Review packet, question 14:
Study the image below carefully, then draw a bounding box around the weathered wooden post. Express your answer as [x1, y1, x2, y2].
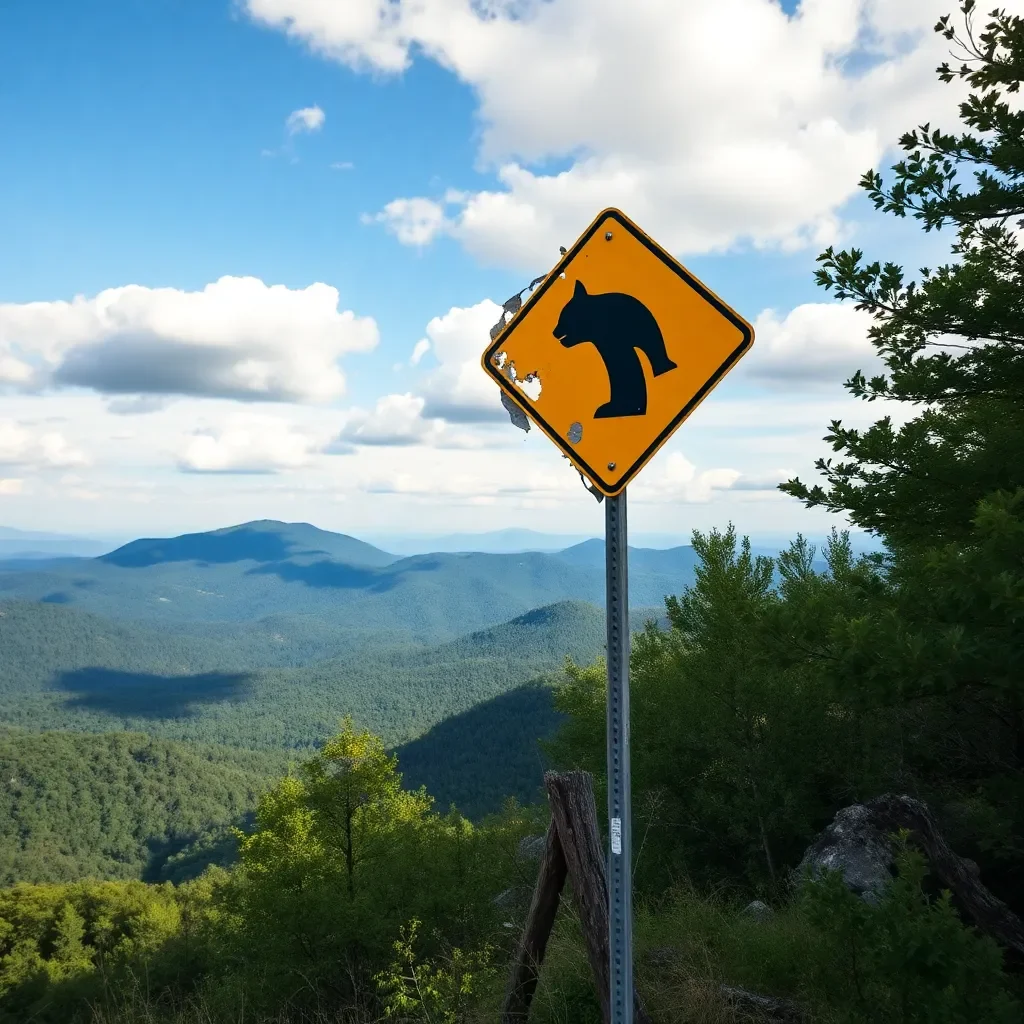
[502, 818, 567, 1021]
[501, 771, 650, 1024]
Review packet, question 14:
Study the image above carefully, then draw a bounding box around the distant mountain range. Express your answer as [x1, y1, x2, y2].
[0, 520, 883, 560]
[0, 520, 697, 634]
[0, 526, 126, 559]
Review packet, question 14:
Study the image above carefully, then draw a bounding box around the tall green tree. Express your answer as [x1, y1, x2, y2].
[782, 0, 1024, 547]
[781, 1, 1024, 903]
[223, 719, 535, 1016]
[299, 716, 431, 900]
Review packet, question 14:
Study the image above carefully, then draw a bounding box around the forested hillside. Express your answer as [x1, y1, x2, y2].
[0, 598, 661, 749]
[0, 686, 564, 887]
[396, 680, 566, 819]
[0, 728, 287, 885]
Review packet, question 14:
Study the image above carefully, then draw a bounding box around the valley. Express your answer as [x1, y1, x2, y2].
[0, 519, 680, 884]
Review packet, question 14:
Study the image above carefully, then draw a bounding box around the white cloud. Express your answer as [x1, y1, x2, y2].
[364, 197, 447, 247]
[328, 391, 500, 451]
[416, 300, 507, 423]
[409, 338, 431, 366]
[286, 104, 325, 134]
[0, 479, 23, 495]
[358, 460, 582, 500]
[177, 415, 318, 474]
[0, 421, 30, 464]
[631, 452, 742, 504]
[330, 160, 355, 170]
[356, 445, 748, 509]
[37, 432, 90, 468]
[330, 393, 444, 447]
[0, 419, 89, 469]
[744, 302, 880, 386]
[247, 0, 970, 270]
[733, 468, 798, 491]
[0, 276, 378, 403]
[0, 355, 32, 383]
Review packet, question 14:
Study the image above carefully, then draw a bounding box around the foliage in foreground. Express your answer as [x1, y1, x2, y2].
[1, 834, 1019, 1024]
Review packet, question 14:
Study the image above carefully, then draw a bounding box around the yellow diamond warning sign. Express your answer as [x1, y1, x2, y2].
[481, 208, 755, 497]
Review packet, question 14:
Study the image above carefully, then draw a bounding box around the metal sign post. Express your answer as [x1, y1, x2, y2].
[605, 489, 633, 1024]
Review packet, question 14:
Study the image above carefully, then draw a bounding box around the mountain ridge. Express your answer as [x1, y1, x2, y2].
[101, 519, 397, 569]
[0, 521, 696, 634]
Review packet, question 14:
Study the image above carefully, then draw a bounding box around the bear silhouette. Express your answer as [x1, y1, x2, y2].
[553, 280, 677, 418]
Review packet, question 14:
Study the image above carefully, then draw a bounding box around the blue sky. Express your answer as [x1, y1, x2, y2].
[0, 0, 967, 542]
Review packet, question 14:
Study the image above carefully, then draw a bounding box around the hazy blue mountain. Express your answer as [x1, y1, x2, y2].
[0, 527, 93, 541]
[556, 537, 843, 581]
[0, 521, 694, 635]
[0, 527, 118, 559]
[367, 528, 598, 555]
[101, 519, 397, 569]
[356, 529, 880, 557]
[554, 538, 700, 574]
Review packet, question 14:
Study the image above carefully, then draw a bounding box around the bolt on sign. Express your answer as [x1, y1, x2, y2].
[481, 208, 755, 496]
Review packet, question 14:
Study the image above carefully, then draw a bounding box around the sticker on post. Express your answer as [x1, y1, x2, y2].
[610, 817, 622, 855]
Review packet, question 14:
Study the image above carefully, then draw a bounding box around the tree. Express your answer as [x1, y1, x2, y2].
[300, 716, 432, 900]
[780, 1, 1024, 908]
[224, 718, 533, 1015]
[781, 0, 1024, 549]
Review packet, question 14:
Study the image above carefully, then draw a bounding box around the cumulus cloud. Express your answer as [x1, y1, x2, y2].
[357, 447, 747, 507]
[286, 104, 325, 134]
[327, 392, 498, 452]
[38, 432, 91, 468]
[246, 0, 969, 270]
[358, 462, 581, 500]
[363, 198, 447, 247]
[0, 354, 32, 384]
[0, 276, 378, 403]
[409, 339, 431, 366]
[732, 468, 798, 491]
[0, 419, 90, 469]
[631, 452, 742, 504]
[416, 300, 507, 423]
[177, 415, 318, 474]
[330, 393, 444, 447]
[744, 302, 880, 387]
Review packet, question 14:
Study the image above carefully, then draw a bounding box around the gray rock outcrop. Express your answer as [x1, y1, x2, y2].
[794, 802, 896, 903]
